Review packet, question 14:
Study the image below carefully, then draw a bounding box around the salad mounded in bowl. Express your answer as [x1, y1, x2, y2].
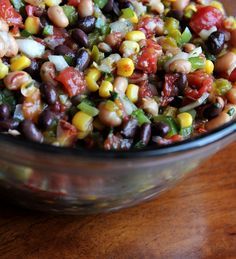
[0, 0, 235, 151]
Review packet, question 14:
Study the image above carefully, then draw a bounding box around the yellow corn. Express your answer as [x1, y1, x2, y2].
[116, 58, 135, 77]
[177, 113, 193, 128]
[125, 31, 146, 42]
[10, 55, 31, 72]
[45, 0, 62, 6]
[72, 111, 93, 132]
[121, 11, 138, 24]
[205, 60, 214, 74]
[99, 80, 113, 98]
[210, 1, 225, 14]
[126, 84, 139, 103]
[119, 40, 140, 57]
[85, 68, 101, 92]
[0, 62, 9, 80]
[24, 16, 40, 35]
[77, 130, 90, 139]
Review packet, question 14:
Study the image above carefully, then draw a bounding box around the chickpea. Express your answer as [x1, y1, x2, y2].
[5, 34, 18, 57]
[215, 52, 236, 74]
[172, 0, 190, 11]
[77, 0, 94, 18]
[4, 71, 31, 91]
[48, 6, 69, 28]
[230, 29, 236, 48]
[169, 59, 192, 74]
[183, 43, 196, 53]
[113, 77, 128, 95]
[205, 112, 231, 131]
[98, 102, 122, 127]
[40, 62, 58, 87]
[141, 98, 159, 116]
[0, 37, 7, 58]
[0, 19, 9, 32]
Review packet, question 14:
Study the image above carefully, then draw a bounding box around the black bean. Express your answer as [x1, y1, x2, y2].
[0, 119, 19, 132]
[152, 122, 170, 137]
[71, 94, 83, 106]
[121, 118, 139, 138]
[140, 123, 151, 146]
[113, 1, 121, 16]
[103, 0, 114, 12]
[170, 96, 183, 108]
[166, 10, 183, 21]
[206, 31, 225, 55]
[24, 59, 40, 80]
[40, 83, 57, 105]
[71, 29, 89, 48]
[76, 49, 90, 71]
[77, 16, 96, 34]
[38, 109, 54, 130]
[203, 103, 222, 119]
[0, 104, 10, 120]
[21, 120, 43, 143]
[40, 14, 49, 27]
[54, 45, 75, 57]
[119, 0, 133, 9]
[175, 73, 188, 94]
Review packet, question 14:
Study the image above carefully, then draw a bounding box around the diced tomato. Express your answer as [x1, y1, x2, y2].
[136, 39, 162, 74]
[190, 6, 223, 34]
[186, 71, 213, 99]
[56, 67, 87, 97]
[161, 74, 179, 106]
[229, 68, 236, 82]
[22, 89, 42, 123]
[44, 28, 68, 49]
[0, 0, 23, 28]
[57, 120, 78, 147]
[136, 16, 163, 38]
[68, 0, 80, 6]
[139, 80, 153, 100]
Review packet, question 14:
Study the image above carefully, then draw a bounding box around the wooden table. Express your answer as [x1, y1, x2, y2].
[0, 142, 236, 259]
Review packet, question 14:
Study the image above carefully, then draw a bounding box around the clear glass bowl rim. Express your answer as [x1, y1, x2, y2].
[0, 121, 235, 160]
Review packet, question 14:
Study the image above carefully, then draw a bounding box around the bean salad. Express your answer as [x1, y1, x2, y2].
[0, 0, 235, 150]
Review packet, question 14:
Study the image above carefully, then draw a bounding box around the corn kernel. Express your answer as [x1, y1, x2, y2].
[125, 31, 146, 42]
[10, 56, 31, 71]
[0, 62, 9, 80]
[116, 58, 135, 77]
[45, 0, 62, 6]
[126, 84, 139, 103]
[210, 1, 225, 14]
[205, 60, 214, 74]
[99, 80, 113, 98]
[85, 68, 101, 92]
[119, 41, 140, 57]
[72, 111, 93, 132]
[24, 16, 40, 35]
[177, 112, 193, 128]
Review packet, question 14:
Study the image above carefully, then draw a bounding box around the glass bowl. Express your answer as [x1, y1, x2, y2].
[0, 1, 235, 215]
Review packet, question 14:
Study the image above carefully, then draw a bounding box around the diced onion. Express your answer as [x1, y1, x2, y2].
[16, 39, 45, 58]
[188, 47, 203, 59]
[48, 55, 69, 71]
[179, 93, 209, 112]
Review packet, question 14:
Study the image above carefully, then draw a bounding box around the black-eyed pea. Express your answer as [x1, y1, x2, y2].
[226, 88, 236, 104]
[149, 0, 164, 14]
[48, 6, 69, 28]
[205, 112, 231, 131]
[77, 0, 94, 18]
[215, 52, 236, 74]
[169, 59, 192, 74]
[183, 43, 196, 53]
[172, 0, 190, 11]
[3, 71, 31, 91]
[40, 61, 58, 87]
[98, 102, 122, 127]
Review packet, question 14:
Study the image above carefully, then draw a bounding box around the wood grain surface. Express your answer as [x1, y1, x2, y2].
[0, 142, 235, 259]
